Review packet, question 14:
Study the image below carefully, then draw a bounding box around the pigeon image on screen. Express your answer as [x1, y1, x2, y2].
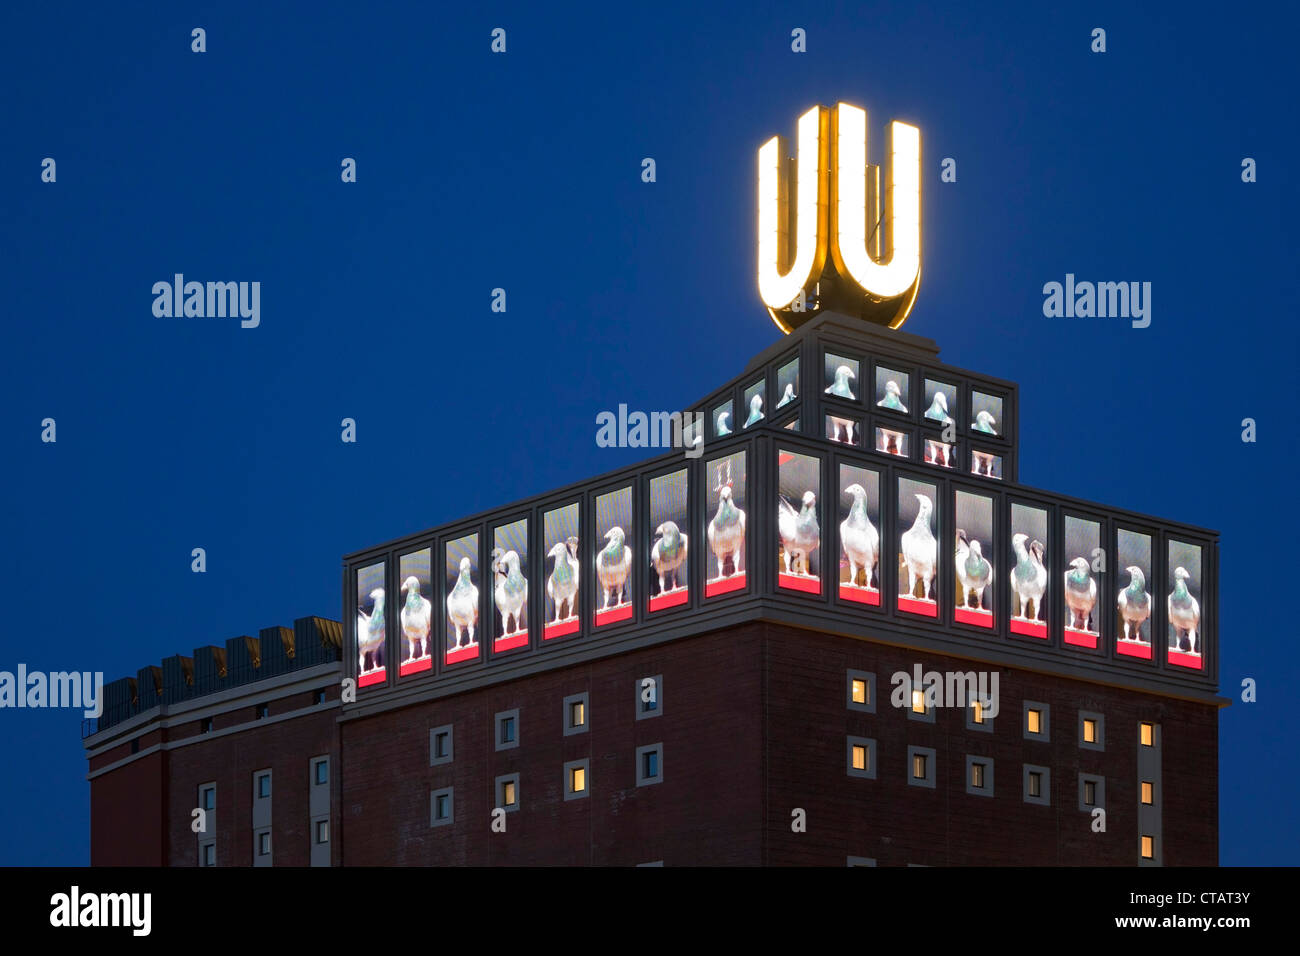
[971, 391, 1003, 436]
[898, 484, 937, 602]
[597, 527, 632, 608]
[1167, 541, 1203, 656]
[1065, 558, 1098, 631]
[1011, 533, 1047, 622]
[706, 452, 747, 585]
[955, 490, 995, 614]
[875, 368, 909, 412]
[1117, 530, 1153, 646]
[778, 491, 819, 576]
[546, 539, 579, 622]
[355, 561, 385, 677]
[824, 353, 859, 401]
[595, 486, 634, 615]
[776, 357, 799, 409]
[840, 477, 879, 589]
[743, 380, 765, 428]
[491, 548, 527, 635]
[649, 469, 689, 601]
[925, 439, 954, 468]
[876, 427, 907, 457]
[400, 576, 431, 662]
[1118, 566, 1152, 642]
[923, 380, 956, 424]
[713, 400, 733, 438]
[827, 415, 858, 445]
[956, 532, 992, 610]
[1063, 516, 1102, 636]
[446, 556, 479, 650]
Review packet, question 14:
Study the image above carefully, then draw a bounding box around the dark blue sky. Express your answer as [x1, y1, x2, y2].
[1, 2, 1295, 865]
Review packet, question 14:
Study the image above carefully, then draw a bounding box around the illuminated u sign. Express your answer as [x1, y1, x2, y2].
[757, 103, 921, 333]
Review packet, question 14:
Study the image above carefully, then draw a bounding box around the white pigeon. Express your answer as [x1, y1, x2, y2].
[743, 394, 764, 428]
[901, 494, 936, 600]
[546, 540, 579, 622]
[597, 526, 633, 609]
[717, 411, 732, 436]
[1118, 566, 1152, 641]
[1167, 566, 1200, 652]
[972, 410, 997, 434]
[1011, 533, 1047, 621]
[924, 391, 953, 423]
[778, 491, 819, 576]
[840, 483, 878, 589]
[1064, 557, 1098, 631]
[446, 557, 479, 648]
[825, 365, 856, 400]
[777, 382, 796, 408]
[400, 576, 431, 660]
[877, 379, 907, 412]
[356, 588, 385, 672]
[494, 550, 527, 634]
[955, 531, 992, 609]
[650, 521, 688, 593]
[707, 484, 746, 578]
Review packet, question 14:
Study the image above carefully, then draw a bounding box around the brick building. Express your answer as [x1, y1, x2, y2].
[85, 313, 1223, 866]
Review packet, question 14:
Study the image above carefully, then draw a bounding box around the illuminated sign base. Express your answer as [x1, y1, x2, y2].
[649, 588, 689, 613]
[1116, 639, 1152, 660]
[399, 658, 432, 677]
[1064, 627, 1098, 649]
[543, 619, 579, 641]
[358, 669, 385, 687]
[955, 607, 994, 629]
[705, 573, 747, 597]
[839, 583, 880, 606]
[446, 645, 479, 665]
[595, 604, 634, 627]
[494, 631, 529, 652]
[1010, 618, 1048, 640]
[1168, 650, 1202, 670]
[898, 596, 938, 618]
[779, 572, 821, 594]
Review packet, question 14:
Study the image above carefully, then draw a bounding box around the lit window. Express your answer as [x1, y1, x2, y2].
[972, 700, 984, 723]
[913, 753, 927, 779]
[852, 745, 867, 771]
[1141, 835, 1154, 859]
[572, 766, 586, 792]
[1141, 781, 1153, 804]
[571, 700, 585, 726]
[911, 689, 926, 714]
[847, 737, 876, 779]
[256, 773, 271, 799]
[1083, 719, 1097, 744]
[1084, 780, 1096, 806]
[315, 820, 329, 844]
[1140, 722, 1154, 747]
[971, 763, 986, 789]
[503, 781, 516, 806]
[1027, 709, 1041, 734]
[314, 760, 328, 786]
[851, 679, 868, 705]
[563, 694, 589, 736]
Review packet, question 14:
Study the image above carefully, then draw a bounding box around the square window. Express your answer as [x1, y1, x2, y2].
[1078, 774, 1105, 812]
[846, 670, 876, 713]
[257, 703, 269, 720]
[256, 773, 271, 799]
[847, 737, 876, 779]
[313, 759, 328, 786]
[1140, 722, 1155, 747]
[200, 717, 213, 734]
[257, 831, 271, 856]
[495, 709, 520, 751]
[314, 689, 326, 706]
[907, 746, 936, 789]
[430, 724, 453, 765]
[1141, 781, 1154, 804]
[967, 698, 994, 733]
[965, 756, 994, 796]
[315, 820, 329, 844]
[496, 773, 520, 812]
[1023, 764, 1051, 805]
[972, 763, 984, 788]
[636, 675, 662, 720]
[200, 785, 215, 812]
[1141, 836, 1154, 859]
[824, 353, 860, 401]
[431, 787, 454, 826]
[200, 842, 215, 867]
[1023, 701, 1050, 741]
[636, 744, 663, 786]
[564, 759, 590, 800]
[1078, 711, 1106, 751]
[563, 693, 589, 735]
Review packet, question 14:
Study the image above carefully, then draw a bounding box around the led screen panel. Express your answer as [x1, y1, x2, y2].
[594, 486, 634, 627]
[1167, 540, 1204, 669]
[445, 533, 480, 665]
[971, 391, 1002, 436]
[542, 503, 580, 640]
[838, 464, 880, 605]
[491, 519, 529, 652]
[778, 449, 821, 593]
[649, 469, 689, 613]
[924, 438, 955, 469]
[705, 450, 747, 597]
[742, 379, 766, 429]
[971, 449, 1003, 479]
[824, 353, 860, 401]
[712, 399, 734, 438]
[826, 414, 861, 446]
[876, 427, 908, 458]
[1063, 516, 1103, 648]
[1009, 504, 1049, 639]
[356, 561, 386, 687]
[955, 491, 995, 628]
[1116, 529, 1154, 659]
[397, 549, 433, 676]
[776, 358, 799, 409]
[922, 379, 957, 425]
[874, 366, 910, 414]
[897, 476, 938, 617]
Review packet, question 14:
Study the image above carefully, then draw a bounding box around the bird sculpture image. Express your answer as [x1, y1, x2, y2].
[743, 394, 764, 428]
[651, 521, 689, 593]
[400, 576, 431, 661]
[829, 416, 856, 444]
[901, 494, 937, 600]
[1118, 566, 1152, 642]
[716, 411, 732, 436]
[546, 539, 579, 622]
[446, 557, 479, 649]
[1011, 533, 1048, 621]
[778, 491, 820, 576]
[877, 380, 908, 412]
[825, 365, 856, 400]
[494, 550, 528, 635]
[972, 451, 994, 476]
[925, 440, 948, 468]
[955, 530, 992, 610]
[972, 410, 997, 434]
[597, 526, 633, 609]
[1167, 566, 1200, 653]
[1064, 557, 1098, 632]
[840, 483, 879, 589]
[777, 382, 796, 408]
[924, 392, 953, 424]
[707, 484, 746, 579]
[357, 588, 385, 673]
